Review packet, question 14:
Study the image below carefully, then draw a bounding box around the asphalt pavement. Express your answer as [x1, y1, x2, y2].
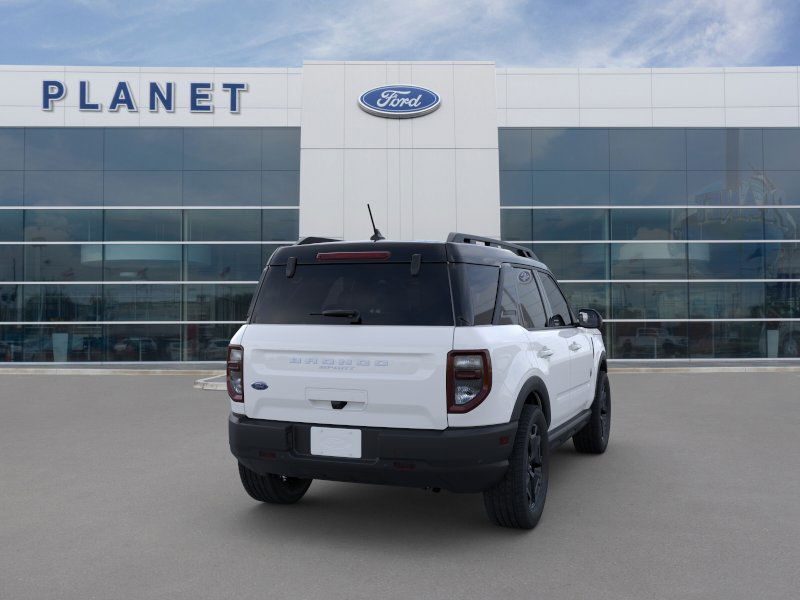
[1, 371, 798, 599]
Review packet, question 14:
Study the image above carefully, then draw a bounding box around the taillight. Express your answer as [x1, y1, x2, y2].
[227, 345, 244, 402]
[447, 350, 491, 413]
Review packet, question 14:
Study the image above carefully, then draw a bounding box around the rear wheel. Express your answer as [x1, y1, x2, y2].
[238, 463, 312, 504]
[483, 405, 549, 530]
[573, 371, 611, 454]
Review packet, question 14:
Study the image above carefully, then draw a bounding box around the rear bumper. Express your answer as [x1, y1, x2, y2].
[229, 413, 517, 493]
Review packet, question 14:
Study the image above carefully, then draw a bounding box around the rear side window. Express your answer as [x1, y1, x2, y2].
[514, 268, 547, 329]
[250, 263, 454, 326]
[451, 264, 499, 326]
[496, 267, 520, 326]
[540, 272, 573, 326]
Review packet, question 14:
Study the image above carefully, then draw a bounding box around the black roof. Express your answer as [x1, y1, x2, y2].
[268, 238, 549, 270]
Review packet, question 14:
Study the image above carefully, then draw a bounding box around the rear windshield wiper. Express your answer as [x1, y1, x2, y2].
[309, 309, 362, 324]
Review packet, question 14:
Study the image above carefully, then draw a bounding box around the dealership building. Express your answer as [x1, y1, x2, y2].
[0, 61, 799, 362]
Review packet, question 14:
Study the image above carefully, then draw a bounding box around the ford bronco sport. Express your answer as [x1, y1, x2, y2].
[228, 233, 610, 529]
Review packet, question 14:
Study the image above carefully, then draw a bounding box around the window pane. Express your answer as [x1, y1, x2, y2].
[24, 210, 102, 242]
[500, 209, 532, 241]
[539, 272, 572, 325]
[765, 242, 800, 278]
[533, 171, 609, 206]
[611, 282, 687, 319]
[530, 208, 608, 241]
[22, 285, 101, 321]
[689, 322, 765, 358]
[25, 171, 103, 206]
[687, 170, 769, 205]
[0, 285, 21, 321]
[0, 171, 23, 206]
[183, 171, 260, 206]
[104, 285, 181, 320]
[104, 128, 182, 170]
[515, 268, 547, 328]
[531, 243, 608, 280]
[763, 208, 800, 239]
[104, 171, 182, 206]
[611, 208, 687, 240]
[533, 129, 609, 170]
[612, 321, 688, 359]
[686, 128, 763, 171]
[185, 323, 240, 361]
[0, 325, 23, 361]
[774, 323, 800, 357]
[766, 282, 800, 317]
[0, 246, 23, 281]
[611, 171, 687, 205]
[185, 284, 255, 321]
[0, 129, 24, 170]
[0, 209, 22, 241]
[22, 325, 104, 362]
[451, 264, 499, 326]
[610, 129, 685, 170]
[559, 283, 609, 319]
[262, 128, 301, 170]
[184, 209, 260, 241]
[499, 129, 532, 170]
[689, 243, 764, 279]
[104, 210, 181, 241]
[611, 243, 687, 279]
[25, 244, 102, 281]
[499, 171, 532, 206]
[103, 245, 181, 281]
[764, 129, 800, 170]
[183, 128, 260, 170]
[185, 244, 263, 281]
[687, 208, 765, 240]
[262, 170, 299, 206]
[25, 128, 103, 170]
[262, 209, 299, 241]
[106, 324, 181, 361]
[689, 282, 764, 319]
[764, 170, 800, 204]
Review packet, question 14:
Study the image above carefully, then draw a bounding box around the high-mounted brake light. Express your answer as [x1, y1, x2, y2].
[447, 350, 492, 413]
[316, 251, 391, 261]
[227, 345, 244, 402]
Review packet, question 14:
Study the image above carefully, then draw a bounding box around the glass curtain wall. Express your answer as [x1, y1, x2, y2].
[0, 127, 299, 362]
[500, 127, 800, 359]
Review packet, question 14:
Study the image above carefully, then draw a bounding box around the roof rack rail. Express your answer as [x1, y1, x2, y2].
[296, 236, 339, 245]
[446, 232, 538, 260]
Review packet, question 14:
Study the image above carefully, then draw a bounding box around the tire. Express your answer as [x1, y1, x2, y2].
[573, 371, 611, 454]
[483, 405, 549, 530]
[237, 462, 312, 504]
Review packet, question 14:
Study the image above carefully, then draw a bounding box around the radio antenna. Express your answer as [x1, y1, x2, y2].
[367, 204, 385, 241]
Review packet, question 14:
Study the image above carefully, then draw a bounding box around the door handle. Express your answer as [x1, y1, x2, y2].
[569, 342, 582, 351]
[538, 347, 554, 358]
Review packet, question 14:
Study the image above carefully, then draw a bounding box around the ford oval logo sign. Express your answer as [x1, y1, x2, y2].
[358, 85, 440, 118]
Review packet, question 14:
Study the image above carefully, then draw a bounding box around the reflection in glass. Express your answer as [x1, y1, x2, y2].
[612, 321, 688, 359]
[185, 284, 255, 321]
[501, 209, 532, 241]
[103, 245, 181, 281]
[0, 285, 20, 321]
[766, 282, 800, 318]
[611, 243, 687, 279]
[499, 129, 532, 170]
[612, 282, 687, 319]
[183, 171, 260, 205]
[105, 324, 181, 361]
[262, 209, 299, 241]
[25, 244, 102, 281]
[25, 128, 103, 170]
[24, 171, 103, 206]
[23, 285, 101, 321]
[185, 323, 241, 361]
[0, 170, 23, 205]
[104, 210, 181, 241]
[611, 171, 686, 205]
[533, 129, 609, 170]
[0, 246, 23, 281]
[183, 128, 261, 170]
[774, 322, 800, 357]
[689, 322, 765, 358]
[262, 171, 300, 206]
[104, 171, 182, 206]
[687, 207, 764, 240]
[611, 208, 687, 240]
[500, 171, 532, 206]
[24, 210, 102, 242]
[22, 324, 104, 362]
[530, 243, 608, 280]
[765, 242, 800, 278]
[0, 209, 23, 241]
[763, 129, 800, 170]
[686, 129, 763, 171]
[533, 171, 609, 206]
[262, 128, 301, 170]
[688, 282, 764, 319]
[185, 244, 263, 281]
[104, 285, 181, 320]
[560, 283, 609, 318]
[185, 209, 260, 241]
[104, 128, 182, 170]
[0, 129, 24, 170]
[687, 170, 773, 205]
[530, 209, 608, 241]
[610, 129, 685, 170]
[689, 243, 764, 279]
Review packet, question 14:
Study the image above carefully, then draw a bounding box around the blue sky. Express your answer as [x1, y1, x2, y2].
[1, 0, 799, 68]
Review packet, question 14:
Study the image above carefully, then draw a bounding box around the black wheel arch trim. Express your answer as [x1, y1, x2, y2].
[510, 376, 552, 426]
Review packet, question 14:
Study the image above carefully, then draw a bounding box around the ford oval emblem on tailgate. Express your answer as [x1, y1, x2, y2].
[251, 381, 268, 390]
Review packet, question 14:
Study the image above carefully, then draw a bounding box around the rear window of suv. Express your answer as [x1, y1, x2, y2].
[250, 263, 454, 326]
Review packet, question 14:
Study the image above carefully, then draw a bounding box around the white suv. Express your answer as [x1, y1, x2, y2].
[227, 233, 610, 529]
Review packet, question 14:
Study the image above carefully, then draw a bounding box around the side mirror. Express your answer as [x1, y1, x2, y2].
[577, 308, 603, 329]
